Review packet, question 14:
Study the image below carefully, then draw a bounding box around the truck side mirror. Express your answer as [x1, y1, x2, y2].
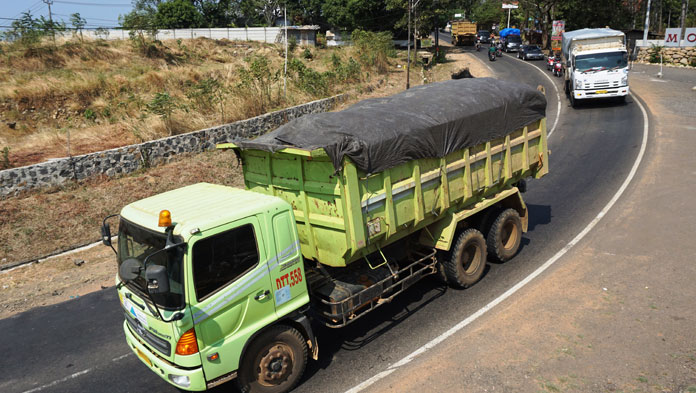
[101, 223, 112, 246]
[120, 258, 142, 282]
[146, 265, 170, 294]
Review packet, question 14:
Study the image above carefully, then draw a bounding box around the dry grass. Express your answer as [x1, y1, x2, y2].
[0, 37, 382, 167]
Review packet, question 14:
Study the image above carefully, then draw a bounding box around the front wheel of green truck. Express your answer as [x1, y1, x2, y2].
[444, 229, 487, 288]
[237, 325, 308, 393]
[486, 208, 522, 262]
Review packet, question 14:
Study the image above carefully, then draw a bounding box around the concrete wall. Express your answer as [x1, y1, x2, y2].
[56, 27, 318, 46]
[0, 95, 345, 198]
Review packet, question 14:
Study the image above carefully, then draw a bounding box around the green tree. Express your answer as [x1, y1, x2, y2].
[197, 0, 235, 27]
[70, 13, 87, 41]
[155, 0, 204, 28]
[2, 12, 44, 45]
[322, 0, 401, 31]
[555, 0, 632, 31]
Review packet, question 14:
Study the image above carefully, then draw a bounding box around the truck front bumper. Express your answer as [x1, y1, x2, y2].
[574, 86, 629, 99]
[123, 321, 208, 391]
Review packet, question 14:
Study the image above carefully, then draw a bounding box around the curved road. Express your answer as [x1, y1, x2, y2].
[0, 44, 646, 393]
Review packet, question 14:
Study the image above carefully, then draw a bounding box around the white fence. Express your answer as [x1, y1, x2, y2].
[56, 27, 317, 45]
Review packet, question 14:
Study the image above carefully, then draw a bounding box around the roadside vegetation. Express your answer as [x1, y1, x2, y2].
[0, 24, 398, 168]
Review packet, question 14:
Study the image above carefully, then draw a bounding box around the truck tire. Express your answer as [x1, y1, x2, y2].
[444, 229, 487, 288]
[237, 325, 308, 393]
[486, 208, 522, 262]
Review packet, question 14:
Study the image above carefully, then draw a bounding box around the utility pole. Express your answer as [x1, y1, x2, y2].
[679, 0, 688, 47]
[407, 0, 411, 89]
[284, 4, 288, 100]
[643, 0, 652, 46]
[43, 0, 55, 44]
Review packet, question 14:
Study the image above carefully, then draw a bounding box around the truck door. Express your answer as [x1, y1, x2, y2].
[188, 216, 275, 382]
[268, 210, 308, 317]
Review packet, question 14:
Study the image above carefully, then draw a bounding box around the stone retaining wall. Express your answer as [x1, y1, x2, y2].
[635, 47, 696, 66]
[0, 95, 345, 197]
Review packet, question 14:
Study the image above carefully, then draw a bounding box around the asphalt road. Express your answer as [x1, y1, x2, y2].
[0, 43, 646, 393]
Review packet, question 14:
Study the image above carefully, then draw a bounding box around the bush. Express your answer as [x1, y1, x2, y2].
[288, 58, 330, 97]
[186, 77, 228, 122]
[237, 55, 280, 114]
[302, 48, 313, 59]
[351, 30, 394, 74]
[648, 44, 663, 64]
[288, 36, 298, 52]
[83, 108, 97, 121]
[330, 54, 361, 83]
[1, 147, 11, 170]
[147, 92, 178, 134]
[316, 33, 327, 49]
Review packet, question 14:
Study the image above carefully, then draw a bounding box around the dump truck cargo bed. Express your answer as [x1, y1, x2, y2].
[225, 79, 548, 267]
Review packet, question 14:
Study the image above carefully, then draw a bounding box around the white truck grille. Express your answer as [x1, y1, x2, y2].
[591, 81, 620, 89]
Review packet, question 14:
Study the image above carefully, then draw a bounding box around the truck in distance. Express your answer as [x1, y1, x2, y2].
[101, 78, 549, 393]
[562, 28, 630, 107]
[451, 19, 477, 46]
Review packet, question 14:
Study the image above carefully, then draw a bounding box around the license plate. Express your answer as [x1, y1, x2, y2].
[596, 90, 608, 94]
[136, 348, 153, 367]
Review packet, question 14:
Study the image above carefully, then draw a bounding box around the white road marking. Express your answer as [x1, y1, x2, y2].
[111, 353, 132, 362]
[344, 93, 649, 393]
[21, 369, 92, 393]
[509, 54, 562, 137]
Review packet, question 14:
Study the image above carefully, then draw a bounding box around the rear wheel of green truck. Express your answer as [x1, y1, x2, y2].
[237, 325, 308, 393]
[486, 208, 522, 262]
[444, 229, 487, 288]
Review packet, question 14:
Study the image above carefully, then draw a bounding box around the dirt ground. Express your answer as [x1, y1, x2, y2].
[0, 50, 492, 320]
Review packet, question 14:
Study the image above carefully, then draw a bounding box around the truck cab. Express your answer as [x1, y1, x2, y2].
[108, 183, 312, 391]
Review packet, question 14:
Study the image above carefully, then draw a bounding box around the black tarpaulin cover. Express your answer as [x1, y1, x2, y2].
[236, 78, 546, 174]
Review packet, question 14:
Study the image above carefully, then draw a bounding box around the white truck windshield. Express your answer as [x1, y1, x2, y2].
[576, 51, 628, 72]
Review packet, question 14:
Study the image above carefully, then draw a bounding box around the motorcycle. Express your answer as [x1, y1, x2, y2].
[495, 42, 503, 57]
[488, 48, 496, 61]
[546, 56, 555, 70]
[553, 60, 563, 77]
[475, 39, 481, 52]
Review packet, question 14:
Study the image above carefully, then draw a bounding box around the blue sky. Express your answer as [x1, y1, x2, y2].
[1, 0, 134, 30]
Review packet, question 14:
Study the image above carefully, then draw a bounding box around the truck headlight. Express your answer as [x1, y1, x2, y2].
[169, 374, 191, 388]
[575, 79, 582, 89]
[621, 76, 627, 86]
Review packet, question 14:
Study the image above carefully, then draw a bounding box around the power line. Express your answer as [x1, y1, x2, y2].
[52, 1, 132, 6]
[11, 1, 44, 19]
[11, 4, 47, 21]
[52, 12, 120, 23]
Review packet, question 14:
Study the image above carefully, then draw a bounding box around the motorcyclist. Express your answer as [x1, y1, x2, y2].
[488, 43, 496, 60]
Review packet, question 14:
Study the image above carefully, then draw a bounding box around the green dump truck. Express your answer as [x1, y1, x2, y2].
[102, 78, 548, 393]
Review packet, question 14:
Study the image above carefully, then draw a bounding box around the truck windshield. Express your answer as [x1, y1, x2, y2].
[117, 218, 185, 310]
[576, 51, 628, 72]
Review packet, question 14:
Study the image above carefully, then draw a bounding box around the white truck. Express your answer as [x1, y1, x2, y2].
[562, 28, 629, 107]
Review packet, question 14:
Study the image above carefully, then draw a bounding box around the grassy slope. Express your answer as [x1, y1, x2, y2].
[0, 37, 363, 167]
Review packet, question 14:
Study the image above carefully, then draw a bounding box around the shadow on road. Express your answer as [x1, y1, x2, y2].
[301, 276, 448, 379]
